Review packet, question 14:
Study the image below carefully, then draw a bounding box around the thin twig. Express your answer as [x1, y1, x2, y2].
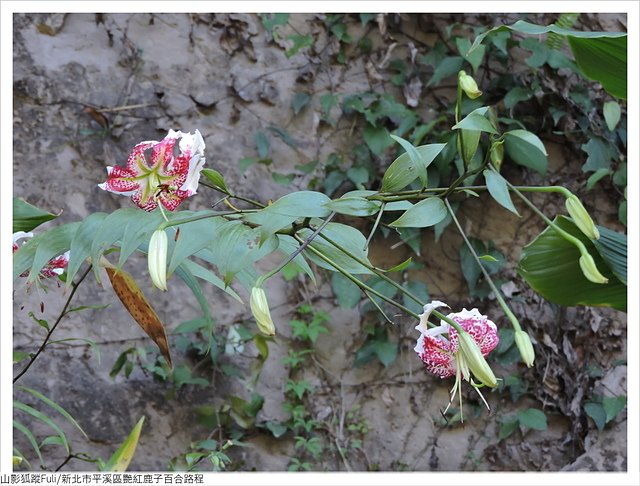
[14, 265, 93, 383]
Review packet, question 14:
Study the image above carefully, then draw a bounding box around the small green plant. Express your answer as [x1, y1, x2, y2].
[583, 395, 627, 431]
[498, 408, 548, 440]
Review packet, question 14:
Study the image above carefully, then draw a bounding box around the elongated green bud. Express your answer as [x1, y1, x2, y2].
[250, 287, 275, 336]
[458, 331, 497, 387]
[458, 71, 482, 99]
[456, 128, 481, 166]
[490, 141, 505, 171]
[514, 330, 535, 367]
[566, 195, 600, 240]
[148, 229, 168, 291]
[579, 253, 608, 284]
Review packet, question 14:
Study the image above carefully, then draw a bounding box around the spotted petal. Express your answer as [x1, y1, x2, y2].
[98, 130, 206, 212]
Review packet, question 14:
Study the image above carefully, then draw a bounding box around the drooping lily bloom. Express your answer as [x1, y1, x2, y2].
[98, 129, 206, 211]
[415, 301, 499, 421]
[13, 232, 70, 279]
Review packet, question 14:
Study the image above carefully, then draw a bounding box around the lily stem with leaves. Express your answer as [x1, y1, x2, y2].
[306, 225, 463, 330]
[292, 234, 421, 320]
[14, 264, 94, 383]
[444, 197, 522, 331]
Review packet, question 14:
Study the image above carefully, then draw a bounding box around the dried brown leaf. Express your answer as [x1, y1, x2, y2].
[106, 267, 172, 367]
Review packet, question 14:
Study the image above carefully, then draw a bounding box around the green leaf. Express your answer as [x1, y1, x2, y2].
[276, 235, 316, 284]
[295, 160, 319, 174]
[65, 212, 107, 285]
[568, 35, 626, 99]
[381, 143, 445, 192]
[593, 225, 627, 285]
[168, 214, 225, 274]
[517, 408, 547, 430]
[460, 238, 504, 292]
[517, 216, 626, 311]
[363, 124, 394, 156]
[14, 401, 69, 453]
[504, 129, 548, 174]
[347, 166, 370, 187]
[499, 418, 519, 440]
[520, 38, 549, 68]
[427, 56, 464, 86]
[452, 110, 498, 134]
[389, 197, 447, 228]
[268, 124, 298, 148]
[603, 101, 621, 131]
[402, 280, 429, 315]
[373, 340, 397, 367]
[103, 417, 145, 471]
[13, 351, 30, 363]
[581, 137, 616, 172]
[172, 265, 216, 347]
[387, 257, 413, 272]
[584, 402, 607, 431]
[245, 191, 332, 241]
[13, 198, 59, 233]
[384, 201, 413, 211]
[602, 396, 626, 422]
[91, 208, 160, 282]
[483, 170, 519, 215]
[479, 255, 499, 262]
[254, 131, 270, 159]
[291, 92, 311, 115]
[301, 223, 373, 274]
[390, 134, 423, 170]
[331, 272, 362, 309]
[13, 420, 44, 465]
[586, 168, 612, 190]
[469, 20, 627, 99]
[264, 421, 288, 438]
[13, 222, 80, 282]
[504, 86, 533, 110]
[201, 168, 229, 192]
[117, 209, 165, 270]
[260, 13, 289, 33]
[323, 197, 382, 216]
[203, 220, 278, 282]
[16, 386, 88, 439]
[456, 37, 485, 73]
[272, 172, 295, 185]
[239, 157, 259, 172]
[286, 34, 314, 58]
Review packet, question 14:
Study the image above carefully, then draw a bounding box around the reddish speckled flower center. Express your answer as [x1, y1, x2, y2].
[415, 308, 499, 379]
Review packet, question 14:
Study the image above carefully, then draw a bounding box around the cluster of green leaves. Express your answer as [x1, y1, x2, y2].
[469, 19, 627, 225]
[583, 395, 626, 431]
[169, 439, 234, 472]
[498, 407, 548, 440]
[13, 387, 88, 469]
[260, 304, 369, 470]
[518, 217, 627, 311]
[106, 300, 278, 472]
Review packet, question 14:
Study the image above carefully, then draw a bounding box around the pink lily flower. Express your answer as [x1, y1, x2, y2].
[13, 232, 69, 279]
[99, 129, 206, 211]
[415, 301, 499, 421]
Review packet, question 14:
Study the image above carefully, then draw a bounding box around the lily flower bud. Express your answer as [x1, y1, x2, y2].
[457, 331, 498, 388]
[250, 287, 275, 336]
[148, 229, 168, 291]
[566, 195, 600, 240]
[579, 253, 608, 284]
[490, 141, 505, 171]
[458, 71, 482, 99]
[514, 330, 535, 367]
